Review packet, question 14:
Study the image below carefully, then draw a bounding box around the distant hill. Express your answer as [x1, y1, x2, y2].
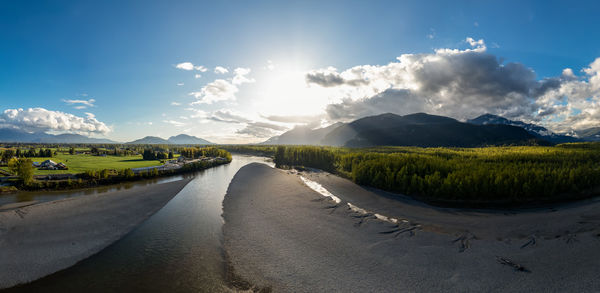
[0, 128, 116, 144]
[126, 136, 170, 144]
[261, 122, 344, 145]
[126, 134, 213, 145]
[576, 127, 600, 141]
[322, 113, 544, 147]
[167, 134, 213, 145]
[467, 113, 580, 144]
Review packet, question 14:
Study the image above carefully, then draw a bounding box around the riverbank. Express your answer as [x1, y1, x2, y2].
[6, 156, 229, 193]
[223, 163, 600, 292]
[0, 178, 191, 289]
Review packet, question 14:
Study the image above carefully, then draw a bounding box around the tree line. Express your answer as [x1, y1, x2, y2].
[273, 143, 600, 203]
[179, 146, 232, 160]
[1, 148, 53, 162]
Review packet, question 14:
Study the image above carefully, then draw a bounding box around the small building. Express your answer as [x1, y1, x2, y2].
[56, 162, 68, 170]
[32, 162, 41, 167]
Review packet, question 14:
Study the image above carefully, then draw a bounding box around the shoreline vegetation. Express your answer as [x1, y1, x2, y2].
[225, 143, 600, 207]
[0, 145, 232, 192]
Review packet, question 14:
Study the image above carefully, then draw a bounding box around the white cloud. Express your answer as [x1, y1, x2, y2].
[209, 109, 252, 123]
[176, 62, 207, 72]
[466, 37, 485, 48]
[194, 74, 202, 79]
[232, 67, 255, 85]
[189, 67, 254, 104]
[305, 37, 552, 124]
[214, 66, 229, 74]
[190, 79, 238, 104]
[266, 60, 275, 70]
[177, 82, 184, 86]
[236, 124, 277, 138]
[171, 102, 181, 106]
[0, 108, 110, 134]
[163, 120, 185, 127]
[63, 98, 96, 109]
[426, 28, 435, 40]
[176, 62, 195, 71]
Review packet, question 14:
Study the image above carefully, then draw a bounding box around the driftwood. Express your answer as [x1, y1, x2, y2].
[452, 232, 476, 252]
[496, 256, 530, 272]
[520, 236, 536, 249]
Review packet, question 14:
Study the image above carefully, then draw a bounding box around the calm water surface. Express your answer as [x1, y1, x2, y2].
[5, 155, 273, 293]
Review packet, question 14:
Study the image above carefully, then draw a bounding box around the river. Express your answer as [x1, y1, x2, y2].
[4, 155, 273, 292]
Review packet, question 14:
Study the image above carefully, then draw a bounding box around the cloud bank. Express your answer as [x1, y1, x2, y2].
[305, 37, 600, 132]
[0, 108, 110, 134]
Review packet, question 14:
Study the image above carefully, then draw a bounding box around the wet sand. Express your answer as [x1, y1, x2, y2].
[0, 178, 191, 289]
[223, 163, 600, 292]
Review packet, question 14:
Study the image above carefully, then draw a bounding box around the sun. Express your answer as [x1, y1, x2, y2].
[251, 61, 335, 119]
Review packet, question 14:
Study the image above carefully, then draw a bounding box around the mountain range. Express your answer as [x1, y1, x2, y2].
[262, 112, 595, 147]
[2, 112, 599, 146]
[0, 129, 213, 145]
[0, 128, 117, 144]
[126, 134, 213, 145]
[575, 127, 600, 141]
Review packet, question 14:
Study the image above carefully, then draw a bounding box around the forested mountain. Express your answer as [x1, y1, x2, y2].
[321, 113, 543, 147]
[167, 134, 213, 145]
[467, 114, 580, 144]
[126, 136, 170, 144]
[0, 128, 116, 143]
[262, 122, 344, 145]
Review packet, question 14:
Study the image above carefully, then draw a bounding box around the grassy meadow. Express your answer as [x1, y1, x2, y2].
[2, 153, 166, 175]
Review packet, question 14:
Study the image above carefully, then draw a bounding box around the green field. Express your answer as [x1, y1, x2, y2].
[2, 154, 167, 175]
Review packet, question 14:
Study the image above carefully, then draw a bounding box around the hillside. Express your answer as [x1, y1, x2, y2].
[262, 122, 344, 145]
[321, 113, 544, 147]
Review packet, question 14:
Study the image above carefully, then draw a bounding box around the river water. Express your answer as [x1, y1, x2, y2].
[5, 155, 273, 293]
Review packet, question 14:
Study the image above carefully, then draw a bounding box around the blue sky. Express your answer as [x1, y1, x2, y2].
[2, 0, 600, 143]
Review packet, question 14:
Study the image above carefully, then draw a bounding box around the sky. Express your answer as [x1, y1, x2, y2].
[2, 0, 600, 143]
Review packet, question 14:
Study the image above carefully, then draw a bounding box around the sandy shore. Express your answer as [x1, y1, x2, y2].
[0, 178, 191, 289]
[223, 163, 600, 292]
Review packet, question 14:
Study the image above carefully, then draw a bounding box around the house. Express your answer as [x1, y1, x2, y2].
[38, 159, 67, 170]
[32, 162, 41, 167]
[39, 160, 57, 169]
